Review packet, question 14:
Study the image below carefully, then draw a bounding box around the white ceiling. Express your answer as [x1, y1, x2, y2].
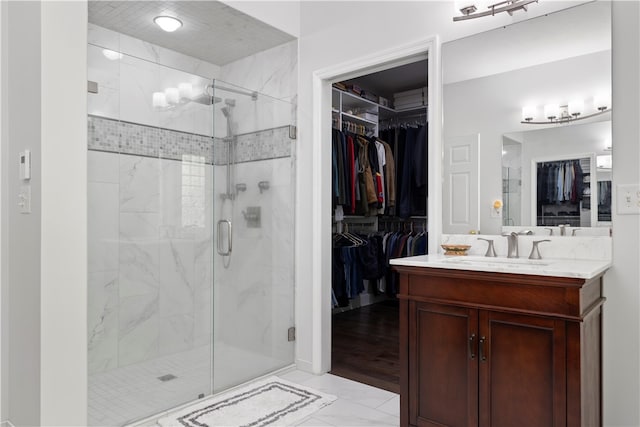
[88, 1, 295, 66]
[443, 1, 611, 85]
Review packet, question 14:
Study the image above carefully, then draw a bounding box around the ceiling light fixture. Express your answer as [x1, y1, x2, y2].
[102, 49, 123, 61]
[154, 15, 183, 32]
[454, 0, 538, 21]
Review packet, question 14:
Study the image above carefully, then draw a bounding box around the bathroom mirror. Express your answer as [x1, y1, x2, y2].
[442, 1, 611, 235]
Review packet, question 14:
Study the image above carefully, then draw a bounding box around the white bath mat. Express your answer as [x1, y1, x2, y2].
[157, 376, 336, 427]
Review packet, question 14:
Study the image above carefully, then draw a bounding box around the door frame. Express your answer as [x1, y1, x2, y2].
[310, 36, 443, 373]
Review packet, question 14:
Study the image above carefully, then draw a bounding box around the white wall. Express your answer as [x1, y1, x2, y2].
[1, 1, 88, 425]
[40, 2, 88, 424]
[607, 1, 640, 426]
[4, 2, 43, 424]
[0, 2, 6, 423]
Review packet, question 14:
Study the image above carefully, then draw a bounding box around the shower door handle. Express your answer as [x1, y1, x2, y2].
[217, 219, 233, 256]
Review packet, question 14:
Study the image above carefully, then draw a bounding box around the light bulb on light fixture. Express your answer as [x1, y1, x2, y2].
[154, 15, 182, 32]
[568, 99, 584, 118]
[164, 87, 180, 105]
[152, 92, 168, 108]
[178, 83, 193, 101]
[594, 93, 611, 112]
[522, 105, 536, 122]
[544, 104, 559, 121]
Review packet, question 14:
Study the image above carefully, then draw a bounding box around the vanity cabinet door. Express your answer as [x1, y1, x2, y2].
[409, 301, 478, 427]
[478, 311, 567, 427]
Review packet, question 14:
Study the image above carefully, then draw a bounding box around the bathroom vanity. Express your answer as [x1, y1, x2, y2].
[391, 255, 610, 427]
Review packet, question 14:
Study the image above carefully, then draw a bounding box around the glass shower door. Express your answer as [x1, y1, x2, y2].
[210, 80, 295, 392]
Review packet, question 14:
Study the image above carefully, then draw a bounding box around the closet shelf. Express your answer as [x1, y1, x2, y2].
[333, 87, 418, 117]
[341, 112, 377, 126]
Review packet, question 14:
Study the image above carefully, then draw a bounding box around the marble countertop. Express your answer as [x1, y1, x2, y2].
[390, 254, 611, 279]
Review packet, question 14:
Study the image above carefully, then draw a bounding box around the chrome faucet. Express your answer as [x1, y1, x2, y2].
[503, 232, 519, 258]
[477, 238, 497, 257]
[571, 228, 581, 236]
[529, 239, 551, 260]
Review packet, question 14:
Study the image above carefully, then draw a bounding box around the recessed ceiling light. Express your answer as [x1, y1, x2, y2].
[154, 16, 182, 32]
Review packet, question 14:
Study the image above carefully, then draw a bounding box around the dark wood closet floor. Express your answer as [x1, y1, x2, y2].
[330, 299, 400, 394]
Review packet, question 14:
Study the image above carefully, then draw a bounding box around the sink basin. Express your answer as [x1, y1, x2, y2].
[441, 256, 551, 268]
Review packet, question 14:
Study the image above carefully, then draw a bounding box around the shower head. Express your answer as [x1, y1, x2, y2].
[191, 93, 222, 106]
[221, 106, 231, 118]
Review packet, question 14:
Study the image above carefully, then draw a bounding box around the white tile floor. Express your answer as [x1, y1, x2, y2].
[279, 370, 400, 427]
[134, 369, 399, 427]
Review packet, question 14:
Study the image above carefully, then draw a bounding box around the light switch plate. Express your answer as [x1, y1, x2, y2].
[18, 185, 31, 214]
[616, 184, 640, 215]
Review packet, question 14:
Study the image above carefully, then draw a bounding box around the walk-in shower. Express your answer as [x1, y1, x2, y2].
[87, 42, 296, 424]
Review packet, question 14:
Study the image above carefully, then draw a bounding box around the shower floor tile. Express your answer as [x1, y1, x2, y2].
[89, 345, 211, 426]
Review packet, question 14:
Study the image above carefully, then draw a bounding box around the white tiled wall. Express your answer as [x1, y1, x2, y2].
[88, 150, 214, 374]
[88, 23, 298, 140]
[212, 156, 295, 392]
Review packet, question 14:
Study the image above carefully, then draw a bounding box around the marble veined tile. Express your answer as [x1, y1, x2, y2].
[158, 239, 195, 317]
[88, 150, 119, 184]
[88, 270, 119, 374]
[119, 54, 161, 129]
[88, 182, 119, 273]
[88, 23, 119, 52]
[311, 399, 399, 427]
[120, 155, 161, 213]
[300, 374, 397, 410]
[119, 240, 160, 298]
[89, 86, 120, 120]
[376, 395, 400, 418]
[88, 43, 120, 90]
[158, 314, 194, 357]
[118, 293, 160, 367]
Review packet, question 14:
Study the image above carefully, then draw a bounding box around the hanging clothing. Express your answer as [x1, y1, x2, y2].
[379, 139, 396, 216]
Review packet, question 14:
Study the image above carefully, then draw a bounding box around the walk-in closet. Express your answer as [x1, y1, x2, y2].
[330, 59, 429, 393]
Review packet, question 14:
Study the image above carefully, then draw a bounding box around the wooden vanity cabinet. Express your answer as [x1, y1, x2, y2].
[394, 266, 604, 427]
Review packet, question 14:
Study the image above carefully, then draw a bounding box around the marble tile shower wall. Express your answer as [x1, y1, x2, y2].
[88, 149, 214, 374]
[88, 121, 294, 375]
[212, 157, 295, 392]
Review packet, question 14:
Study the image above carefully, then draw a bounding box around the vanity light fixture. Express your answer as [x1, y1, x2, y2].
[521, 95, 612, 125]
[453, 0, 538, 21]
[154, 15, 182, 32]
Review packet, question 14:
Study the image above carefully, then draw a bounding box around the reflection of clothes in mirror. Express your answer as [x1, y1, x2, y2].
[537, 160, 584, 204]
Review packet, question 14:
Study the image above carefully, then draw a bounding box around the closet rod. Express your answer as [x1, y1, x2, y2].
[380, 113, 427, 122]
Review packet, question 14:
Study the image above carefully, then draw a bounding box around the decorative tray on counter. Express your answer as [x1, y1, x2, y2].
[441, 244, 471, 256]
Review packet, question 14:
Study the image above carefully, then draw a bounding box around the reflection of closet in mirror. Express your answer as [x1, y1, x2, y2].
[597, 154, 612, 224]
[532, 154, 596, 227]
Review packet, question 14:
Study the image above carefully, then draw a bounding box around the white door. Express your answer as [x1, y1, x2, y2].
[443, 134, 480, 234]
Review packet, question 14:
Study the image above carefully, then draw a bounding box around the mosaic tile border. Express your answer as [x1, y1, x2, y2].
[88, 115, 292, 164]
[212, 126, 292, 165]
